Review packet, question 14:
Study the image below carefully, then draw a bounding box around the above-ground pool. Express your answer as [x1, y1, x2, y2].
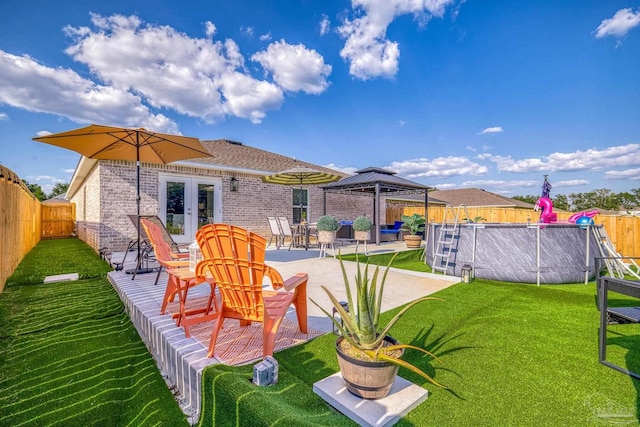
[425, 223, 603, 284]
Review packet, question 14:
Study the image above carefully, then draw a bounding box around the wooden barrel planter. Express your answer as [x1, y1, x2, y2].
[335, 335, 402, 400]
[404, 234, 422, 248]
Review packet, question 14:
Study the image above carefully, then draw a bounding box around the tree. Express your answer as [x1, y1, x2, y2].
[22, 180, 46, 201]
[553, 194, 570, 211]
[48, 182, 69, 199]
[617, 192, 638, 211]
[512, 195, 538, 205]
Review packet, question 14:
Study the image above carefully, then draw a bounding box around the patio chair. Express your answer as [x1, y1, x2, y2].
[131, 215, 190, 254]
[195, 223, 308, 358]
[126, 215, 189, 277]
[277, 216, 305, 250]
[267, 216, 284, 248]
[140, 218, 192, 309]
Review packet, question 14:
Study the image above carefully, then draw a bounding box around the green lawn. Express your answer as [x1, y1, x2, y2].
[0, 239, 188, 427]
[199, 251, 640, 426]
[2, 241, 639, 426]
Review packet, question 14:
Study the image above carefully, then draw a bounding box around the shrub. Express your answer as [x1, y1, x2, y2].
[316, 215, 339, 231]
[352, 215, 372, 231]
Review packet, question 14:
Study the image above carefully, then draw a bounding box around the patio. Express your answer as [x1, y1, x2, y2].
[107, 240, 459, 421]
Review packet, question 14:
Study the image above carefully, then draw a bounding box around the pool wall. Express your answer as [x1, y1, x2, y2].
[425, 223, 603, 284]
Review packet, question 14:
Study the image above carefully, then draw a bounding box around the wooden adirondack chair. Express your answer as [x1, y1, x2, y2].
[195, 223, 308, 358]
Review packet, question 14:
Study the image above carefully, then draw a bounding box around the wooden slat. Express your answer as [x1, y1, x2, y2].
[0, 165, 42, 292]
[392, 205, 640, 258]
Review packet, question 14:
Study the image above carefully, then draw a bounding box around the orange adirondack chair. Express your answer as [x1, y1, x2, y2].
[195, 224, 308, 358]
[140, 218, 215, 316]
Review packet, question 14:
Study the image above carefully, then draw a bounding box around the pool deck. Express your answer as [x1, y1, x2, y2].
[107, 240, 459, 424]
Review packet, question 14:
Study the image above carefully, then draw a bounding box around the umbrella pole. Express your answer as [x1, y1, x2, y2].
[128, 132, 154, 276]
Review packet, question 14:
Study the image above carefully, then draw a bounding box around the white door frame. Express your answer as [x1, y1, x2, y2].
[158, 174, 222, 243]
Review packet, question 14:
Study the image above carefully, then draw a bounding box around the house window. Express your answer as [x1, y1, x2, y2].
[293, 188, 308, 223]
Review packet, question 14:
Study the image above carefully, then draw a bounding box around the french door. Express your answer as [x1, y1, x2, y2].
[158, 175, 222, 243]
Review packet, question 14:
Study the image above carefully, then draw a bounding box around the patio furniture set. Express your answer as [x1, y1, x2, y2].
[139, 217, 309, 359]
[267, 216, 319, 250]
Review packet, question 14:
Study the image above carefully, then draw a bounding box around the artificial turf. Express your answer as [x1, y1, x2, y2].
[198, 250, 640, 426]
[2, 241, 639, 426]
[0, 239, 189, 427]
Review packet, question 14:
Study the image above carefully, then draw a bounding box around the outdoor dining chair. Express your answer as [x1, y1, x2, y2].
[267, 216, 284, 248]
[195, 223, 308, 358]
[277, 216, 305, 250]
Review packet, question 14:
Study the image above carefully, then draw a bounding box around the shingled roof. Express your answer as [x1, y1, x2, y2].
[389, 187, 535, 208]
[428, 188, 534, 208]
[191, 139, 345, 176]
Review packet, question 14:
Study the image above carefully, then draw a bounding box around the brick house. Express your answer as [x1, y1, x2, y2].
[66, 139, 377, 252]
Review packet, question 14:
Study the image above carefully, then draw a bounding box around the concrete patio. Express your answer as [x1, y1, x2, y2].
[106, 240, 459, 423]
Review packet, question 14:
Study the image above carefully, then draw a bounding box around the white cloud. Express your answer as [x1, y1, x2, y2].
[480, 126, 503, 134]
[241, 26, 254, 37]
[338, 0, 455, 80]
[3, 14, 334, 128]
[323, 163, 357, 175]
[398, 120, 406, 126]
[260, 32, 272, 41]
[480, 144, 640, 173]
[252, 40, 331, 94]
[595, 8, 640, 39]
[36, 130, 53, 137]
[459, 179, 538, 189]
[62, 14, 288, 124]
[431, 182, 458, 189]
[554, 179, 589, 187]
[387, 156, 488, 179]
[320, 14, 331, 36]
[0, 112, 7, 120]
[605, 168, 640, 180]
[205, 21, 217, 38]
[0, 50, 178, 132]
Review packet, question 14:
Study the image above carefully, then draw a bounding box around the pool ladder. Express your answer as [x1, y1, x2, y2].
[432, 204, 469, 275]
[593, 226, 640, 280]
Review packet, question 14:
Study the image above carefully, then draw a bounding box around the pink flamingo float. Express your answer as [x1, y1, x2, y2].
[535, 197, 599, 224]
[534, 197, 557, 223]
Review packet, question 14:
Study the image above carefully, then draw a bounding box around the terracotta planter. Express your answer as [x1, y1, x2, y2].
[335, 336, 402, 400]
[404, 234, 422, 248]
[317, 230, 336, 244]
[354, 230, 370, 241]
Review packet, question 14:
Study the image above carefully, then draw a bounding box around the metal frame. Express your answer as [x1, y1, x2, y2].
[596, 259, 640, 380]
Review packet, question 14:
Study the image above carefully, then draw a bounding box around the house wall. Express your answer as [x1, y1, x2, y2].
[71, 163, 102, 250]
[75, 160, 374, 252]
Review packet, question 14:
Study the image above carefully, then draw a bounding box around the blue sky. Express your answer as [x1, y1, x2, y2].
[1, 0, 639, 196]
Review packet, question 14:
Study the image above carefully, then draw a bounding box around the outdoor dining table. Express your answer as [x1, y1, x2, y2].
[295, 222, 317, 250]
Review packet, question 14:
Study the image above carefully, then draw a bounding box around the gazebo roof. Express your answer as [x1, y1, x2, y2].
[321, 167, 431, 194]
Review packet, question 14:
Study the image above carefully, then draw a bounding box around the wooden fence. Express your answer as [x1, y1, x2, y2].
[42, 203, 76, 239]
[393, 205, 640, 258]
[0, 165, 42, 292]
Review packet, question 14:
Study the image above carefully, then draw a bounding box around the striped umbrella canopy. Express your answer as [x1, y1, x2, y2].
[262, 167, 341, 186]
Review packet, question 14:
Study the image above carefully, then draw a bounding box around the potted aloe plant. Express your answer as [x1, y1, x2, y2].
[400, 213, 425, 248]
[352, 215, 372, 242]
[311, 254, 446, 399]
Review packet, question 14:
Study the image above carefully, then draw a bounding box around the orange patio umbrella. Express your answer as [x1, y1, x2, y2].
[33, 124, 212, 273]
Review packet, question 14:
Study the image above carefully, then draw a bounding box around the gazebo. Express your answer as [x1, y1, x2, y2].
[321, 167, 432, 245]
